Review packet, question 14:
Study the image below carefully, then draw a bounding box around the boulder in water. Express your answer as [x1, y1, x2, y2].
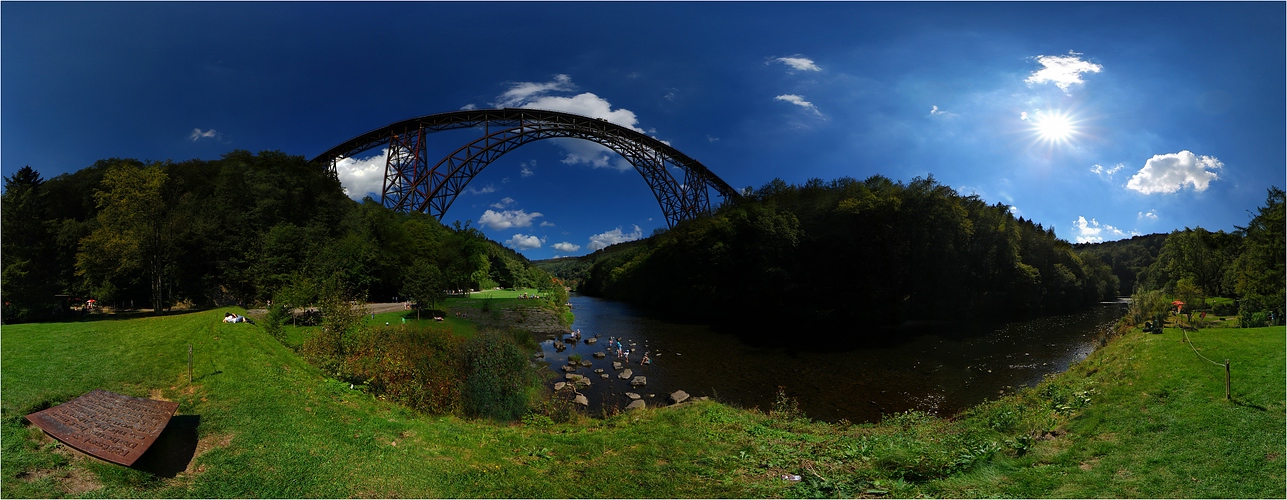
[630, 376, 647, 387]
[668, 390, 690, 404]
[574, 394, 588, 406]
[618, 368, 633, 380]
[625, 392, 641, 400]
[626, 400, 645, 411]
[593, 352, 606, 359]
[554, 382, 566, 391]
[612, 361, 623, 370]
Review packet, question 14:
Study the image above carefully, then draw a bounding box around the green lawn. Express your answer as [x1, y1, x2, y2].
[3, 309, 1283, 498]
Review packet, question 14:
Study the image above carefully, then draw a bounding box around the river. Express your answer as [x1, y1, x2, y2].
[537, 293, 1127, 423]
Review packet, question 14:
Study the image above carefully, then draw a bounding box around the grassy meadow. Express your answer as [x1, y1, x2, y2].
[2, 307, 1283, 498]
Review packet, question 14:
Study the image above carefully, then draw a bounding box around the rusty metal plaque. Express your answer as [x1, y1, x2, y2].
[26, 389, 179, 466]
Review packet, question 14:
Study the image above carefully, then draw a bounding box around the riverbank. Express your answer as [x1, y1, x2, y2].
[2, 309, 1282, 497]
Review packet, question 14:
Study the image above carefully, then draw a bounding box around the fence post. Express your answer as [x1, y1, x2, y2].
[188, 344, 193, 384]
[1224, 359, 1231, 400]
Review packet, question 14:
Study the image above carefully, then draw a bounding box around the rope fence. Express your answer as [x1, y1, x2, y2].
[1181, 328, 1232, 400]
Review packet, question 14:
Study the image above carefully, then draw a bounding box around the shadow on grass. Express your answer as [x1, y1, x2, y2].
[130, 415, 200, 478]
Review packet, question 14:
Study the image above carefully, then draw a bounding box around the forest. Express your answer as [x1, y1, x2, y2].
[558, 176, 1284, 336]
[0, 151, 564, 324]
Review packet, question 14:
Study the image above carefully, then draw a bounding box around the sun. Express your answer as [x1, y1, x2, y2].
[1028, 109, 1079, 145]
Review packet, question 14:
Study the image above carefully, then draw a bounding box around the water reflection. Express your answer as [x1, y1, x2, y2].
[538, 294, 1126, 423]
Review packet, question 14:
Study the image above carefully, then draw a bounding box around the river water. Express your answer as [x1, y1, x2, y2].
[537, 294, 1127, 423]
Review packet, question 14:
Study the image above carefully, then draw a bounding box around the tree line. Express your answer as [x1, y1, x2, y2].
[569, 175, 1121, 338]
[1084, 187, 1284, 326]
[1, 151, 563, 323]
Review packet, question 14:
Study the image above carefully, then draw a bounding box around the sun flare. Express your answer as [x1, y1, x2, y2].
[1029, 109, 1078, 143]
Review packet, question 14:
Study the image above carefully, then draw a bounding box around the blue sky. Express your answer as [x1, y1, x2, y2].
[4, 2, 1284, 259]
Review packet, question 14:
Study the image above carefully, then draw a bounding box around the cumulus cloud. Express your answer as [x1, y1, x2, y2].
[775, 94, 822, 116]
[1072, 216, 1128, 244]
[334, 149, 387, 200]
[189, 128, 219, 141]
[552, 241, 581, 252]
[1125, 151, 1224, 194]
[1139, 210, 1159, 220]
[1090, 163, 1125, 178]
[478, 209, 543, 230]
[588, 225, 643, 251]
[520, 161, 535, 177]
[771, 56, 822, 72]
[1020, 111, 1030, 121]
[492, 75, 644, 171]
[490, 197, 515, 209]
[1026, 51, 1102, 93]
[505, 234, 545, 250]
[929, 105, 956, 117]
[540, 221, 556, 227]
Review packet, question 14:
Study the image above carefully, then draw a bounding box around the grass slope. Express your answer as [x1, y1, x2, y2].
[3, 310, 1283, 498]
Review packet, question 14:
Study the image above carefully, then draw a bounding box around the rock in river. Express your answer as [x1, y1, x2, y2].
[593, 351, 606, 359]
[625, 400, 646, 411]
[612, 361, 623, 370]
[618, 368, 633, 380]
[554, 382, 566, 391]
[668, 390, 690, 404]
[630, 376, 647, 387]
[625, 392, 641, 400]
[574, 394, 588, 406]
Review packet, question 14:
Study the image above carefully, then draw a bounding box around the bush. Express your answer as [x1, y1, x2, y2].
[347, 325, 464, 415]
[461, 329, 532, 421]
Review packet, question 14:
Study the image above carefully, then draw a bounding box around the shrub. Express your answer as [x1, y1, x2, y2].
[461, 329, 532, 421]
[346, 325, 464, 415]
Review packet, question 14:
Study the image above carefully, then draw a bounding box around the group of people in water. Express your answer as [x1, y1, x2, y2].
[604, 333, 650, 365]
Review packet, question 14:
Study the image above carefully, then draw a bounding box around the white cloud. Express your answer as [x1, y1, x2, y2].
[189, 128, 218, 141]
[771, 56, 822, 72]
[775, 94, 822, 116]
[588, 225, 643, 251]
[539, 221, 556, 227]
[466, 184, 497, 195]
[490, 197, 515, 209]
[554, 139, 633, 171]
[520, 161, 535, 177]
[1125, 151, 1224, 194]
[334, 149, 387, 200]
[707, 135, 720, 142]
[459, 103, 477, 111]
[1091, 163, 1125, 178]
[495, 74, 576, 108]
[505, 234, 545, 250]
[1139, 210, 1159, 220]
[491, 75, 643, 171]
[929, 105, 956, 117]
[552, 241, 581, 252]
[478, 209, 543, 230]
[1025, 51, 1102, 93]
[1020, 111, 1030, 121]
[1072, 216, 1128, 244]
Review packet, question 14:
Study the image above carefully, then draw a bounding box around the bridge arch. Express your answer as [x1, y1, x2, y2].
[311, 108, 739, 228]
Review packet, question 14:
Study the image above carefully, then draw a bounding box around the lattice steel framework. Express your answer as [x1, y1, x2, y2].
[312, 108, 739, 228]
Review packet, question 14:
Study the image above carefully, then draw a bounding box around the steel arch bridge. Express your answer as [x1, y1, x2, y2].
[311, 108, 739, 228]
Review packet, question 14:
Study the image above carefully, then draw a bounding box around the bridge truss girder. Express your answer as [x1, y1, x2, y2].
[314, 109, 738, 228]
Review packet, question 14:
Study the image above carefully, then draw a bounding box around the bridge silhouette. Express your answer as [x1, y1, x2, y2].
[312, 108, 739, 228]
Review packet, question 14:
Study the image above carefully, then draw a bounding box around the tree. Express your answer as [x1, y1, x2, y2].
[401, 259, 446, 320]
[75, 162, 175, 313]
[1231, 187, 1285, 324]
[2, 166, 58, 322]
